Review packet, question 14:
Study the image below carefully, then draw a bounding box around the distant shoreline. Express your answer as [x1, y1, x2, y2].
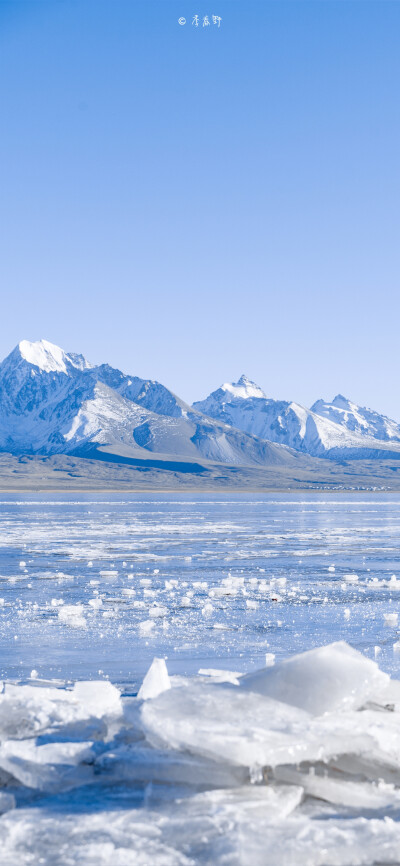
[0, 485, 398, 494]
[1, 452, 400, 493]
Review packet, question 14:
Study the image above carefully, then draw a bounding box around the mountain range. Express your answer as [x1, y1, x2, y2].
[194, 375, 400, 460]
[1, 340, 399, 476]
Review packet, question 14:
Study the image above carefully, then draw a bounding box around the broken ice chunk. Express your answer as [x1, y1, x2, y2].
[140, 681, 313, 769]
[148, 605, 168, 618]
[138, 658, 171, 701]
[0, 739, 95, 792]
[139, 620, 155, 636]
[58, 604, 86, 629]
[344, 574, 358, 583]
[72, 680, 122, 718]
[239, 641, 389, 715]
[274, 765, 400, 810]
[384, 613, 398, 627]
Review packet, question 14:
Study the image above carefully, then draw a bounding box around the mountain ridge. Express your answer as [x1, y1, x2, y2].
[193, 376, 400, 460]
[0, 340, 310, 470]
[1, 340, 399, 468]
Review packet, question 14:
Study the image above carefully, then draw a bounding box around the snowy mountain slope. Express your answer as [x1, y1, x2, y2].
[94, 364, 190, 418]
[194, 375, 400, 460]
[65, 382, 304, 468]
[3, 342, 400, 467]
[0, 341, 96, 453]
[0, 341, 311, 469]
[311, 394, 400, 442]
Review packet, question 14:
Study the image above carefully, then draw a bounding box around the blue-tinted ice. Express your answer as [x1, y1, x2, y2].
[1, 493, 400, 864]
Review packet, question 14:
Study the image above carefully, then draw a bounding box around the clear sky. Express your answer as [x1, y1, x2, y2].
[0, 0, 399, 417]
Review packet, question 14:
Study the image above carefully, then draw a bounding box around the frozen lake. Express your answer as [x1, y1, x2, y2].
[1, 493, 400, 865]
[1, 492, 400, 683]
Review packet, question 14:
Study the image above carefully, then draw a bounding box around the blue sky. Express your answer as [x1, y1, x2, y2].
[1, 0, 399, 416]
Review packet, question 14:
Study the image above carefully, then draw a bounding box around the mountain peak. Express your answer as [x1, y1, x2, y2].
[222, 375, 266, 400]
[16, 340, 91, 374]
[331, 394, 352, 409]
[18, 339, 69, 373]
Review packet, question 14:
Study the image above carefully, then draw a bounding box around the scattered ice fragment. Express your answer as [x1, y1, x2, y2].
[30, 669, 38, 679]
[165, 579, 178, 590]
[328, 565, 335, 572]
[384, 612, 398, 627]
[88, 598, 102, 609]
[201, 602, 214, 617]
[19, 561, 26, 567]
[345, 574, 358, 583]
[58, 604, 87, 629]
[344, 608, 351, 620]
[139, 620, 155, 636]
[149, 606, 168, 619]
[138, 657, 171, 700]
[393, 641, 400, 654]
[265, 653, 275, 667]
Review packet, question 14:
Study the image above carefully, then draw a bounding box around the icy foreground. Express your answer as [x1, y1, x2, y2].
[1, 643, 400, 865]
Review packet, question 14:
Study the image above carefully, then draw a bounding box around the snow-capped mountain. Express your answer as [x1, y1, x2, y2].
[194, 375, 400, 460]
[0, 341, 307, 469]
[2, 344, 400, 468]
[311, 394, 400, 442]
